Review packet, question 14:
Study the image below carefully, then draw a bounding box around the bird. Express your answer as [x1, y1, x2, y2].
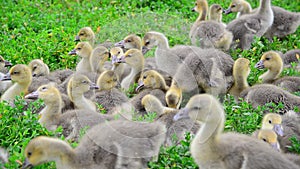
[22, 120, 166, 169]
[173, 94, 300, 169]
[0, 56, 13, 96]
[67, 73, 99, 112]
[189, 0, 233, 50]
[228, 58, 250, 100]
[74, 27, 113, 49]
[25, 83, 113, 141]
[131, 70, 169, 115]
[240, 84, 300, 114]
[224, 0, 300, 41]
[225, 0, 273, 50]
[68, 42, 93, 73]
[28, 59, 50, 77]
[142, 94, 200, 146]
[91, 70, 130, 116]
[89, 46, 111, 74]
[255, 50, 300, 92]
[110, 47, 131, 82]
[0, 55, 12, 74]
[255, 129, 281, 152]
[209, 4, 227, 27]
[1, 64, 32, 103]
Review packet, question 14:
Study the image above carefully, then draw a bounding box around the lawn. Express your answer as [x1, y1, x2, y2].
[0, 0, 299, 168]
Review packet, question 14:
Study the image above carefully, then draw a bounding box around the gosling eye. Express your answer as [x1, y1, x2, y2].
[117, 51, 120, 55]
[126, 39, 132, 43]
[79, 33, 84, 36]
[143, 75, 147, 79]
[144, 41, 150, 46]
[195, 2, 197, 6]
[231, 4, 236, 8]
[127, 54, 132, 57]
[265, 57, 270, 61]
[33, 66, 37, 71]
[77, 47, 82, 50]
[41, 86, 47, 91]
[269, 120, 272, 124]
[27, 152, 32, 157]
[12, 71, 19, 75]
[82, 80, 88, 84]
[262, 138, 267, 142]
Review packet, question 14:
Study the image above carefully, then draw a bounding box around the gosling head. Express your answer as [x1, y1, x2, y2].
[97, 70, 119, 91]
[28, 59, 50, 77]
[68, 73, 98, 98]
[191, 0, 208, 13]
[68, 42, 93, 58]
[173, 94, 222, 122]
[110, 47, 124, 65]
[223, 0, 244, 14]
[142, 31, 167, 52]
[115, 34, 142, 50]
[0, 55, 12, 71]
[255, 51, 283, 71]
[209, 4, 223, 20]
[2, 64, 32, 85]
[136, 70, 169, 92]
[117, 49, 144, 69]
[22, 136, 72, 169]
[74, 27, 95, 43]
[262, 113, 283, 137]
[257, 129, 280, 152]
[25, 83, 61, 105]
[141, 94, 164, 115]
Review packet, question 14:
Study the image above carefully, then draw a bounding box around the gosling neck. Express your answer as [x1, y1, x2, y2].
[121, 64, 143, 90]
[258, 0, 272, 15]
[260, 66, 282, 83]
[70, 92, 96, 112]
[233, 73, 249, 90]
[196, 1, 208, 22]
[239, 1, 252, 15]
[154, 33, 170, 50]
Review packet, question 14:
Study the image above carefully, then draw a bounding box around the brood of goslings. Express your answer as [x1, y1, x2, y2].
[228, 58, 250, 100]
[240, 84, 300, 113]
[25, 83, 113, 140]
[142, 94, 200, 146]
[1, 64, 32, 102]
[69, 42, 93, 73]
[173, 94, 300, 169]
[22, 120, 166, 169]
[67, 73, 99, 112]
[190, 0, 233, 50]
[224, 0, 300, 40]
[225, 0, 273, 50]
[91, 70, 130, 115]
[255, 51, 300, 92]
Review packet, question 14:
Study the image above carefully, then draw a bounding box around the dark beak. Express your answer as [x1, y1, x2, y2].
[116, 55, 126, 63]
[223, 8, 232, 14]
[1, 73, 11, 81]
[173, 107, 190, 121]
[114, 40, 125, 48]
[135, 80, 144, 92]
[273, 124, 284, 137]
[25, 91, 39, 99]
[74, 35, 80, 42]
[255, 60, 265, 69]
[111, 55, 118, 64]
[4, 60, 12, 67]
[68, 49, 77, 55]
[22, 158, 33, 169]
[270, 142, 281, 152]
[89, 82, 99, 90]
[142, 46, 150, 55]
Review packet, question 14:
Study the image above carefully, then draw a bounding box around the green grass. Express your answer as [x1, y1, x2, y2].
[0, 0, 299, 168]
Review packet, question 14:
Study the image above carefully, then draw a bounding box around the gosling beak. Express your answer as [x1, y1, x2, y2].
[68, 49, 77, 55]
[173, 107, 190, 121]
[135, 80, 144, 92]
[191, 7, 196, 12]
[1, 73, 11, 81]
[223, 8, 232, 14]
[116, 55, 126, 63]
[142, 46, 150, 55]
[273, 124, 284, 137]
[4, 60, 12, 67]
[90, 82, 99, 90]
[74, 35, 80, 42]
[25, 91, 39, 99]
[270, 142, 281, 152]
[114, 40, 125, 48]
[255, 60, 265, 69]
[22, 158, 33, 169]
